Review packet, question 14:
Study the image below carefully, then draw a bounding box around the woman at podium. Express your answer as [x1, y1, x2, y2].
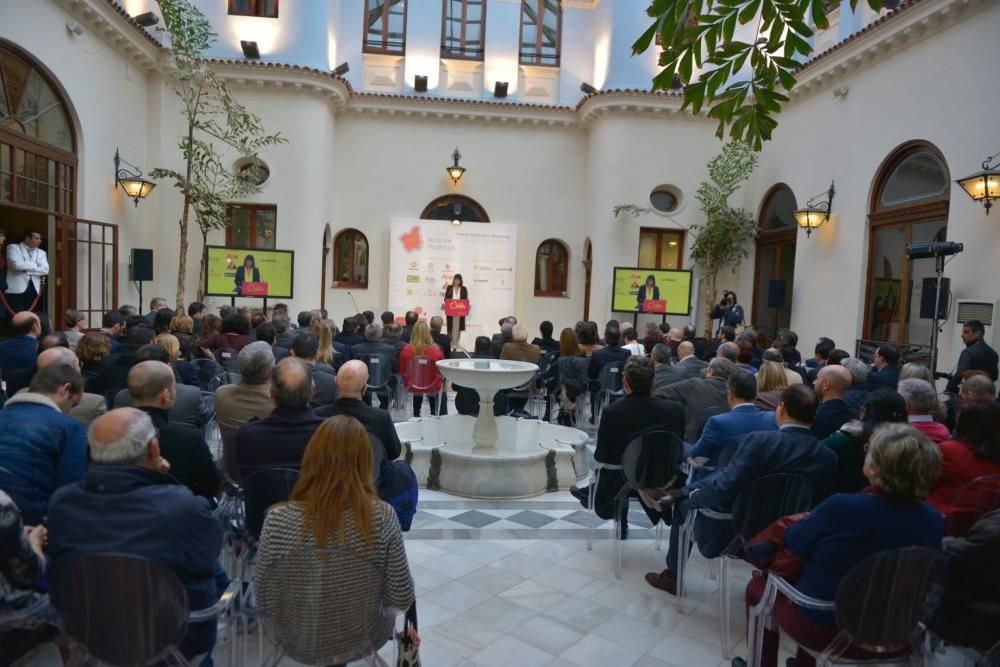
[444, 273, 468, 350]
[234, 254, 261, 295]
[636, 274, 660, 311]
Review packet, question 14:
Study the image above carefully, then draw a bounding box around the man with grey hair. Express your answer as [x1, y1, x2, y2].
[717, 341, 739, 362]
[500, 323, 540, 363]
[47, 407, 224, 663]
[352, 323, 399, 408]
[897, 378, 950, 443]
[841, 357, 871, 415]
[655, 357, 735, 442]
[651, 343, 680, 395]
[234, 357, 324, 481]
[492, 321, 515, 358]
[143, 296, 168, 326]
[272, 312, 295, 349]
[215, 341, 276, 436]
[127, 361, 220, 500]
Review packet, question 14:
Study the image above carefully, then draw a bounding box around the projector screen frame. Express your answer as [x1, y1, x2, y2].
[610, 266, 694, 316]
[203, 244, 296, 300]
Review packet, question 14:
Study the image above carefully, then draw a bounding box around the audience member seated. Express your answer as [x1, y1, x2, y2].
[256, 415, 415, 663]
[0, 312, 40, 376]
[532, 320, 559, 354]
[126, 361, 220, 500]
[569, 357, 685, 534]
[47, 408, 223, 663]
[401, 310, 418, 343]
[317, 360, 402, 464]
[650, 343, 680, 394]
[152, 308, 175, 336]
[764, 348, 801, 387]
[753, 360, 789, 411]
[588, 325, 629, 383]
[352, 323, 399, 409]
[0, 490, 55, 666]
[97, 311, 126, 354]
[187, 302, 206, 336]
[806, 337, 835, 372]
[501, 323, 541, 363]
[811, 365, 855, 439]
[825, 349, 850, 366]
[170, 313, 199, 359]
[334, 316, 366, 348]
[0, 363, 87, 525]
[656, 357, 735, 443]
[928, 400, 1000, 516]
[156, 333, 197, 386]
[899, 361, 935, 385]
[840, 357, 871, 415]
[400, 321, 445, 418]
[62, 308, 86, 349]
[203, 312, 251, 354]
[776, 331, 803, 366]
[76, 332, 111, 380]
[717, 341, 740, 363]
[26, 347, 107, 426]
[705, 325, 736, 361]
[576, 321, 603, 357]
[866, 343, 901, 390]
[290, 333, 338, 409]
[735, 339, 757, 375]
[779, 345, 809, 384]
[641, 322, 663, 354]
[272, 312, 295, 349]
[682, 325, 707, 360]
[143, 297, 168, 327]
[215, 341, 275, 436]
[733, 423, 943, 667]
[114, 344, 212, 428]
[490, 321, 513, 358]
[193, 314, 221, 358]
[235, 357, 324, 481]
[428, 316, 452, 361]
[622, 327, 645, 356]
[689, 370, 777, 472]
[822, 388, 907, 494]
[456, 336, 505, 416]
[646, 385, 837, 596]
[896, 378, 950, 443]
[677, 340, 708, 376]
[312, 319, 339, 370]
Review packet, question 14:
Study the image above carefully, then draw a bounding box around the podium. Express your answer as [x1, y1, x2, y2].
[444, 298, 470, 317]
[642, 299, 667, 314]
[242, 281, 269, 297]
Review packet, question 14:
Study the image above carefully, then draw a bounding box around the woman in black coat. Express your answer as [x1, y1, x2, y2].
[234, 255, 261, 295]
[444, 273, 468, 351]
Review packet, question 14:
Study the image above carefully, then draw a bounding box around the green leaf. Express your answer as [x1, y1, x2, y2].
[738, 0, 762, 24]
[811, 1, 830, 29]
[633, 22, 659, 55]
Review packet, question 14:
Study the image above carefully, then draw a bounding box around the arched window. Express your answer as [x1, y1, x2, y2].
[420, 194, 490, 223]
[332, 228, 369, 289]
[534, 239, 569, 297]
[752, 185, 797, 340]
[864, 142, 950, 345]
[0, 45, 74, 153]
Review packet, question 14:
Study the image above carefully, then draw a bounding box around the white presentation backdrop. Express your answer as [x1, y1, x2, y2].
[388, 218, 518, 343]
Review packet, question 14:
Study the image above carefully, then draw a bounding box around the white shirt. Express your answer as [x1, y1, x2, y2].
[624, 342, 645, 356]
[6, 242, 49, 294]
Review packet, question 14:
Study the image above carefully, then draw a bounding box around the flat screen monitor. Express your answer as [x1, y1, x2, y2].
[204, 246, 294, 299]
[611, 267, 693, 315]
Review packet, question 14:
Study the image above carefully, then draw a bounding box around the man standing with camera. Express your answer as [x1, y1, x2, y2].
[711, 290, 745, 332]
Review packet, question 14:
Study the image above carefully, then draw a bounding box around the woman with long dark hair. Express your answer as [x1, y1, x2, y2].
[929, 400, 1000, 515]
[636, 274, 660, 311]
[444, 273, 468, 351]
[234, 254, 261, 295]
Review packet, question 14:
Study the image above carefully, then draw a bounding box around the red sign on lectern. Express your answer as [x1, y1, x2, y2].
[643, 299, 667, 313]
[242, 281, 269, 297]
[444, 298, 470, 317]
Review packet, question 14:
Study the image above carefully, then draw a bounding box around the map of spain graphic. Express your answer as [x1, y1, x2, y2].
[400, 225, 422, 253]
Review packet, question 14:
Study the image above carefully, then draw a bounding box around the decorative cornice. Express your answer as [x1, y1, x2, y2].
[56, 0, 164, 72]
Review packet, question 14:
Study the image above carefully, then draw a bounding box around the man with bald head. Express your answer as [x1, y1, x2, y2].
[317, 360, 402, 461]
[127, 361, 219, 499]
[811, 364, 855, 439]
[47, 408, 223, 663]
[0, 311, 40, 376]
[676, 340, 708, 377]
[234, 357, 324, 481]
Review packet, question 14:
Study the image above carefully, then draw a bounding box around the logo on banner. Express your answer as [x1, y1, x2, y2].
[406, 275, 420, 283]
[400, 225, 423, 253]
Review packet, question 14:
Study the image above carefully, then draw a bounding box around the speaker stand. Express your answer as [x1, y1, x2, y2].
[136, 281, 144, 315]
[929, 254, 946, 375]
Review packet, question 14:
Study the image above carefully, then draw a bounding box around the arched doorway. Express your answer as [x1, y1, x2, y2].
[752, 185, 797, 341]
[863, 142, 950, 347]
[0, 41, 114, 327]
[420, 194, 490, 223]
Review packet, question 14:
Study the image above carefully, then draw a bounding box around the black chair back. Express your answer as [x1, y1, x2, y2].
[834, 546, 946, 654]
[243, 467, 301, 542]
[95, 353, 137, 394]
[191, 358, 225, 392]
[3, 366, 34, 397]
[620, 429, 685, 490]
[50, 553, 189, 666]
[215, 347, 239, 371]
[359, 352, 393, 392]
[730, 473, 815, 541]
[597, 362, 625, 394]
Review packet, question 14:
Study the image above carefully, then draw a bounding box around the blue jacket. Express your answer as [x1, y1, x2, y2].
[0, 335, 37, 376]
[786, 491, 943, 627]
[0, 395, 88, 525]
[811, 399, 855, 440]
[689, 404, 777, 471]
[867, 364, 900, 391]
[47, 464, 223, 658]
[588, 345, 631, 381]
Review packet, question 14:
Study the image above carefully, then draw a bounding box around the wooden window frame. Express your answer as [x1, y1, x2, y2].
[225, 203, 277, 249]
[534, 238, 570, 297]
[441, 0, 487, 61]
[228, 0, 279, 18]
[519, 0, 562, 67]
[637, 227, 686, 270]
[332, 228, 370, 289]
[363, 0, 408, 56]
[861, 141, 950, 345]
[0, 134, 76, 217]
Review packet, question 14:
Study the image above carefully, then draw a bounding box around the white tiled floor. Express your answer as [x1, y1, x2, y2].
[221, 489, 977, 667]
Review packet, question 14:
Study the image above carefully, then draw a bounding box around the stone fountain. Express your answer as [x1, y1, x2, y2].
[394, 358, 589, 499]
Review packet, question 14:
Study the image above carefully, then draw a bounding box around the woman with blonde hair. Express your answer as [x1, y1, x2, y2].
[753, 360, 789, 411]
[156, 333, 197, 386]
[256, 416, 415, 665]
[312, 319, 335, 367]
[399, 320, 444, 417]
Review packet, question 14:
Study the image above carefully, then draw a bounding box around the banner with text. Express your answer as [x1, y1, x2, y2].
[388, 219, 518, 343]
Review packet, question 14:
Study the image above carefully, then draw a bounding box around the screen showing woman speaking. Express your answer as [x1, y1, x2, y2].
[205, 246, 295, 299]
[611, 267, 693, 314]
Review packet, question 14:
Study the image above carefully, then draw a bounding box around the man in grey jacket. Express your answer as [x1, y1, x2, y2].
[654, 357, 734, 442]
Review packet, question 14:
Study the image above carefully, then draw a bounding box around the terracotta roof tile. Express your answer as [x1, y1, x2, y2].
[800, 0, 923, 71]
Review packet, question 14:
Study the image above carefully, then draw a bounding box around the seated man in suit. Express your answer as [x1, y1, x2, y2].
[127, 361, 220, 501]
[688, 369, 777, 473]
[840, 357, 871, 415]
[866, 343, 901, 391]
[646, 384, 837, 595]
[352, 323, 400, 409]
[655, 357, 735, 443]
[215, 341, 275, 436]
[114, 345, 212, 429]
[491, 321, 514, 359]
[235, 357, 324, 482]
[500, 323, 541, 364]
[812, 364, 855, 439]
[99, 311, 126, 354]
[569, 357, 685, 535]
[290, 333, 338, 409]
[651, 343, 680, 395]
[588, 325, 632, 404]
[317, 360, 402, 463]
[0, 311, 40, 377]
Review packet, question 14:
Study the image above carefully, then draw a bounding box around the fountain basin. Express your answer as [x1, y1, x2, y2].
[396, 415, 589, 499]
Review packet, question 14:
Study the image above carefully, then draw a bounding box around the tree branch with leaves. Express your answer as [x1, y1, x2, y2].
[634, 0, 888, 149]
[150, 0, 286, 307]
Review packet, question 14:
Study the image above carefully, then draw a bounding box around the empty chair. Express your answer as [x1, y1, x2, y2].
[593, 361, 624, 425]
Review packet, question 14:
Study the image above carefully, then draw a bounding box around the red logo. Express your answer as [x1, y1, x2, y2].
[400, 225, 423, 253]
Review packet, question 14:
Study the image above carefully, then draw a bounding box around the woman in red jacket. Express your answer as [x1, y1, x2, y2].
[399, 321, 444, 417]
[928, 400, 1000, 517]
